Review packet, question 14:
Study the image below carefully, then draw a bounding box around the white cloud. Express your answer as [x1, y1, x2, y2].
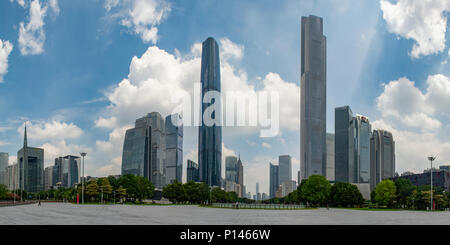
[17, 0, 59, 55]
[104, 0, 171, 43]
[10, 0, 26, 8]
[17, 120, 83, 141]
[0, 141, 10, 146]
[40, 140, 90, 167]
[374, 74, 450, 174]
[262, 142, 271, 149]
[0, 39, 13, 83]
[380, 0, 450, 58]
[9, 155, 17, 165]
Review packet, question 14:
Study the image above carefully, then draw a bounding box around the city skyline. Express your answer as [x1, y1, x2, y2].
[1, 0, 450, 195]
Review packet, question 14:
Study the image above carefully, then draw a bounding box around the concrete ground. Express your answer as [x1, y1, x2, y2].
[1, 203, 450, 225]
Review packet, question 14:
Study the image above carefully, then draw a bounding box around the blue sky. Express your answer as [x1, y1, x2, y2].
[1, 0, 450, 195]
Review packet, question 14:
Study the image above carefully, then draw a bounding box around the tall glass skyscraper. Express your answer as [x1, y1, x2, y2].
[370, 130, 395, 190]
[17, 124, 44, 193]
[269, 163, 279, 199]
[0, 152, 8, 186]
[300, 15, 327, 180]
[279, 155, 292, 184]
[335, 106, 352, 182]
[225, 156, 238, 183]
[186, 160, 199, 182]
[198, 37, 222, 187]
[165, 114, 183, 184]
[122, 112, 166, 189]
[326, 133, 335, 181]
[349, 115, 372, 183]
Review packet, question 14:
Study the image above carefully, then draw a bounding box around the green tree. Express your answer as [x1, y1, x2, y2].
[373, 180, 397, 208]
[0, 184, 9, 200]
[330, 182, 364, 208]
[394, 178, 415, 208]
[85, 180, 99, 201]
[298, 175, 331, 207]
[211, 187, 228, 203]
[162, 181, 186, 203]
[116, 186, 127, 203]
[135, 176, 154, 202]
[118, 174, 139, 201]
[98, 178, 113, 202]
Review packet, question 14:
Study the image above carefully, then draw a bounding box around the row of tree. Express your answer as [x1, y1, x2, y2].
[0, 174, 155, 203]
[162, 181, 253, 204]
[371, 179, 450, 210]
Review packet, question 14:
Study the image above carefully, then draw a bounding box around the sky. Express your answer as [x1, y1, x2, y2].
[0, 0, 450, 195]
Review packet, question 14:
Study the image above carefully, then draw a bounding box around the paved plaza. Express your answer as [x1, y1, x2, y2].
[1, 203, 450, 225]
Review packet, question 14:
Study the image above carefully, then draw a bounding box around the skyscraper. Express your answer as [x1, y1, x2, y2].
[0, 152, 8, 186]
[279, 155, 292, 184]
[44, 166, 54, 191]
[300, 15, 327, 180]
[349, 115, 372, 183]
[269, 163, 279, 199]
[186, 160, 199, 182]
[225, 156, 238, 183]
[165, 114, 183, 184]
[370, 130, 395, 190]
[236, 156, 244, 197]
[335, 106, 352, 182]
[17, 124, 44, 193]
[326, 133, 335, 181]
[198, 37, 222, 187]
[122, 112, 166, 189]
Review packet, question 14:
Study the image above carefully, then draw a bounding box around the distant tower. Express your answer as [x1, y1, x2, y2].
[198, 37, 222, 187]
[300, 15, 327, 181]
[18, 122, 44, 193]
[335, 106, 352, 182]
[370, 130, 395, 190]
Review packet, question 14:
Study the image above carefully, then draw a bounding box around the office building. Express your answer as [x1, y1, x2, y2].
[225, 156, 238, 183]
[198, 37, 222, 187]
[279, 155, 292, 184]
[256, 182, 259, 201]
[269, 163, 279, 199]
[165, 114, 183, 184]
[186, 160, 199, 182]
[370, 130, 395, 190]
[391, 169, 450, 191]
[122, 112, 166, 189]
[44, 166, 54, 191]
[440, 165, 450, 172]
[281, 180, 297, 197]
[7, 163, 18, 191]
[17, 125, 44, 193]
[237, 156, 244, 197]
[300, 15, 327, 180]
[326, 133, 335, 181]
[349, 115, 371, 183]
[335, 106, 352, 182]
[0, 152, 8, 186]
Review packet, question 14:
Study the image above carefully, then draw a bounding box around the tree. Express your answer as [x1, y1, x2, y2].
[298, 175, 331, 207]
[373, 180, 397, 208]
[116, 186, 127, 203]
[162, 181, 186, 203]
[135, 176, 154, 202]
[0, 184, 9, 200]
[118, 174, 139, 201]
[394, 178, 415, 208]
[85, 180, 99, 201]
[211, 187, 228, 203]
[98, 178, 113, 202]
[330, 182, 364, 208]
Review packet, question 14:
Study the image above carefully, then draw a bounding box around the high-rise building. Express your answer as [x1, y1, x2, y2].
[279, 155, 292, 184]
[335, 106, 352, 182]
[281, 180, 297, 197]
[225, 156, 238, 183]
[269, 163, 279, 199]
[186, 160, 199, 182]
[165, 114, 183, 184]
[237, 156, 244, 197]
[44, 166, 54, 191]
[300, 15, 327, 181]
[370, 130, 395, 190]
[52, 156, 80, 188]
[349, 115, 371, 183]
[198, 37, 222, 187]
[17, 124, 44, 193]
[7, 163, 18, 191]
[256, 182, 259, 200]
[122, 112, 166, 189]
[0, 152, 8, 186]
[326, 133, 335, 181]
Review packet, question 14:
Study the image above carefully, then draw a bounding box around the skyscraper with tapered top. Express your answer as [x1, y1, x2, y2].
[300, 15, 327, 181]
[198, 37, 222, 187]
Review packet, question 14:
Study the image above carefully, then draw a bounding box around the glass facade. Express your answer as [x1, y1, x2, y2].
[300, 15, 327, 180]
[198, 37, 222, 187]
[335, 106, 352, 182]
[279, 155, 292, 184]
[349, 115, 371, 183]
[165, 114, 183, 184]
[122, 112, 166, 189]
[269, 163, 279, 199]
[225, 156, 238, 183]
[370, 130, 395, 190]
[186, 160, 199, 182]
[0, 152, 8, 186]
[326, 133, 335, 181]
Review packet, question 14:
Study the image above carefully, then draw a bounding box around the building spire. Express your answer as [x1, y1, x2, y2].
[24, 122, 28, 148]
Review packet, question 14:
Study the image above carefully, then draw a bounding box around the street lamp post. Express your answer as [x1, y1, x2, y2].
[428, 156, 436, 211]
[80, 152, 87, 205]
